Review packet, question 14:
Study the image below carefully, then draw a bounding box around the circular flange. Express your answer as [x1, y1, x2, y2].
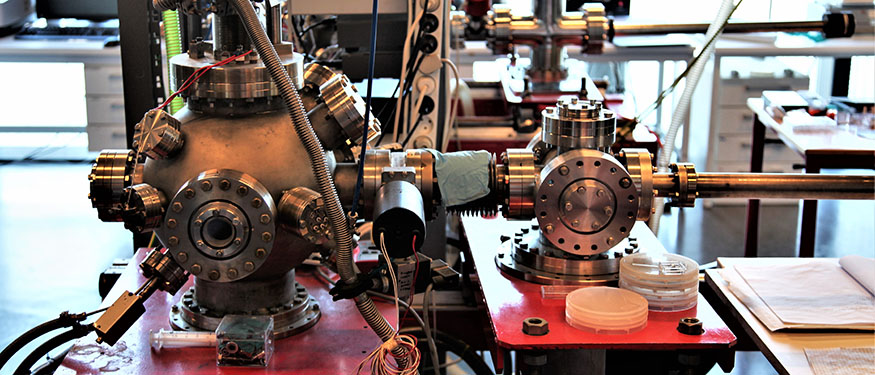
[495, 241, 619, 285]
[620, 149, 655, 221]
[170, 282, 321, 339]
[534, 149, 638, 256]
[170, 52, 304, 100]
[89, 149, 142, 222]
[505, 148, 538, 218]
[156, 169, 276, 283]
[541, 97, 616, 152]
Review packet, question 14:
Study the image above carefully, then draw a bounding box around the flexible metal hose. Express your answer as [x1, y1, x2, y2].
[228, 0, 397, 346]
[649, 0, 736, 233]
[152, 0, 176, 11]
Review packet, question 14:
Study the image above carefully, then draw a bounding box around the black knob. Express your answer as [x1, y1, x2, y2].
[822, 12, 855, 38]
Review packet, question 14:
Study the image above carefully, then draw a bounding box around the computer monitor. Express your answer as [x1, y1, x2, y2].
[36, 0, 118, 21]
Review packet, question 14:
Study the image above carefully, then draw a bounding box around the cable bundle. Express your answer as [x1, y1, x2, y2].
[356, 334, 421, 375]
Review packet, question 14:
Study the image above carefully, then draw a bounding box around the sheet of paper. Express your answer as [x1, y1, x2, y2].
[804, 347, 875, 375]
[840, 255, 875, 296]
[719, 267, 786, 331]
[735, 261, 875, 328]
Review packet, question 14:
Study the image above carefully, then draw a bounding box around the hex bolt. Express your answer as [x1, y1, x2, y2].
[559, 165, 569, 176]
[168, 236, 179, 246]
[171, 202, 183, 213]
[677, 317, 704, 335]
[544, 224, 554, 234]
[244, 261, 255, 272]
[196, 240, 205, 248]
[191, 264, 202, 275]
[184, 188, 196, 199]
[261, 232, 272, 242]
[201, 180, 212, 191]
[177, 252, 188, 262]
[522, 317, 549, 336]
[215, 250, 224, 257]
[208, 270, 220, 280]
[572, 220, 580, 227]
[619, 177, 633, 189]
[252, 198, 263, 208]
[219, 179, 231, 190]
[597, 189, 605, 197]
[194, 219, 203, 227]
[237, 185, 249, 196]
[255, 248, 267, 258]
[577, 186, 586, 193]
[167, 219, 177, 229]
[604, 207, 613, 216]
[565, 202, 574, 211]
[227, 268, 238, 279]
[591, 221, 600, 229]
[260, 214, 271, 224]
[233, 237, 242, 246]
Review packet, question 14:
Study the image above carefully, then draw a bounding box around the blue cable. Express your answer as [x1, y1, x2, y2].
[350, 0, 380, 217]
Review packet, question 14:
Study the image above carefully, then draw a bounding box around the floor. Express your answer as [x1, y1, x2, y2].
[0, 162, 872, 374]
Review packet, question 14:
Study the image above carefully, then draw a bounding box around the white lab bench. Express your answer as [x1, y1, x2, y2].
[0, 35, 125, 152]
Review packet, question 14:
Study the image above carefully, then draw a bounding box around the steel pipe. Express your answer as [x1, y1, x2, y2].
[653, 173, 875, 200]
[613, 20, 828, 36]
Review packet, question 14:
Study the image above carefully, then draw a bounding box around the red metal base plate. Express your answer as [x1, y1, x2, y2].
[461, 216, 736, 368]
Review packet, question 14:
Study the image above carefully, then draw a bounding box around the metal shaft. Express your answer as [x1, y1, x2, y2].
[612, 20, 828, 36]
[653, 173, 875, 200]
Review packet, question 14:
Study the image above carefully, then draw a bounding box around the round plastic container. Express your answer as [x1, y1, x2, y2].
[565, 286, 649, 334]
[619, 253, 699, 312]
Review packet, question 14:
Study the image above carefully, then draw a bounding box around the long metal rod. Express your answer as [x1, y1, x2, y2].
[613, 20, 826, 36]
[652, 173, 875, 200]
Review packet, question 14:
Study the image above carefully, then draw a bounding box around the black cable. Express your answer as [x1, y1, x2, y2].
[0, 316, 69, 371]
[14, 325, 93, 375]
[399, 327, 494, 375]
[299, 17, 336, 36]
[401, 114, 424, 147]
[349, 0, 380, 217]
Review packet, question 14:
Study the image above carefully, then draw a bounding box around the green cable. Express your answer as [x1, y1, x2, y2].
[162, 10, 184, 114]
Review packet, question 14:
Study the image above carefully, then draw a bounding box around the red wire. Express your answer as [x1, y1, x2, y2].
[156, 50, 254, 111]
[399, 234, 420, 328]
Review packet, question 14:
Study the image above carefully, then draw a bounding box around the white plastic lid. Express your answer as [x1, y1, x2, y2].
[565, 286, 649, 334]
[620, 253, 698, 284]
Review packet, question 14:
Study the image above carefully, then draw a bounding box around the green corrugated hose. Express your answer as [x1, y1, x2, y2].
[162, 10, 184, 114]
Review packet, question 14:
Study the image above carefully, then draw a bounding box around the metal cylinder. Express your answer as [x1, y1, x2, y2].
[613, 20, 827, 37]
[270, 3, 283, 44]
[213, 14, 252, 57]
[653, 173, 875, 200]
[373, 181, 426, 258]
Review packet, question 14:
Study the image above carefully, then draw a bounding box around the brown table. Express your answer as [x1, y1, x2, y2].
[744, 98, 875, 257]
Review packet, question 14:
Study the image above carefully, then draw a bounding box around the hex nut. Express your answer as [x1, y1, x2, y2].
[677, 317, 704, 335]
[522, 317, 549, 336]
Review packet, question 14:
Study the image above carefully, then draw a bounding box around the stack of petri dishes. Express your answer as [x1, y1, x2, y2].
[565, 286, 649, 334]
[619, 252, 699, 312]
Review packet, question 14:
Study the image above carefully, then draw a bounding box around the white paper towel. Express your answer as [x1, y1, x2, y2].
[735, 261, 875, 328]
[840, 255, 875, 296]
[804, 347, 875, 375]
